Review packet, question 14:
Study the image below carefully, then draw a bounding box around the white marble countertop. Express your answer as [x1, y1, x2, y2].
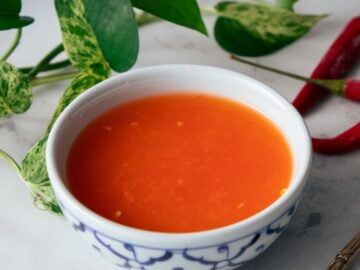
[0, 0, 359, 269]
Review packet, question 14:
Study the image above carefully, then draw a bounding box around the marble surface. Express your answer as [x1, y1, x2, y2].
[0, 0, 359, 269]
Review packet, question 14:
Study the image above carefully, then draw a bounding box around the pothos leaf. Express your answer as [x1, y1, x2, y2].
[0, 0, 21, 14]
[46, 62, 109, 132]
[19, 0, 111, 214]
[54, 0, 106, 70]
[131, 0, 208, 35]
[83, 0, 139, 72]
[21, 64, 109, 214]
[276, 0, 298, 11]
[0, 0, 34, 30]
[54, 0, 110, 120]
[214, 1, 326, 56]
[0, 62, 32, 117]
[20, 135, 62, 214]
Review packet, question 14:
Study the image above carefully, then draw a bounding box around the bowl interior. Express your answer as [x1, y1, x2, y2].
[47, 65, 311, 237]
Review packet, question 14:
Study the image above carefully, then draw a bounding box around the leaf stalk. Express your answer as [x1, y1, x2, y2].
[30, 72, 77, 86]
[136, 12, 159, 26]
[0, 29, 22, 61]
[0, 149, 22, 177]
[20, 59, 72, 74]
[200, 6, 218, 16]
[28, 44, 65, 78]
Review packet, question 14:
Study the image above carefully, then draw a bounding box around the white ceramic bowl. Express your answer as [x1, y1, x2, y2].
[46, 65, 312, 270]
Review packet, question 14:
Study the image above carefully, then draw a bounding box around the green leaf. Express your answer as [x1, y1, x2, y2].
[0, 15, 34, 30]
[20, 135, 62, 214]
[83, 0, 139, 72]
[131, 0, 208, 35]
[276, 0, 298, 11]
[0, 0, 34, 30]
[18, 0, 110, 214]
[46, 62, 109, 132]
[214, 1, 326, 56]
[55, 0, 107, 70]
[0, 61, 32, 117]
[16, 0, 111, 215]
[0, 0, 21, 14]
[20, 63, 110, 214]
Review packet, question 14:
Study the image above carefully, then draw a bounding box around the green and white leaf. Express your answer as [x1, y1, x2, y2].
[0, 61, 32, 117]
[47, 62, 109, 132]
[214, 1, 326, 56]
[83, 0, 139, 72]
[55, 0, 106, 69]
[17, 0, 111, 214]
[131, 0, 208, 35]
[20, 136, 62, 214]
[50, 0, 111, 130]
[21, 64, 109, 214]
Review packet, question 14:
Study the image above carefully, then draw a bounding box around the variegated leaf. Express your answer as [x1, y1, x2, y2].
[214, 1, 326, 56]
[46, 62, 109, 132]
[54, 0, 106, 69]
[19, 0, 111, 215]
[20, 136, 62, 214]
[21, 64, 109, 214]
[0, 61, 32, 117]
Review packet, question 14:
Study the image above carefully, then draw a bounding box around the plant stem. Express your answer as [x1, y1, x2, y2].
[0, 29, 22, 61]
[28, 44, 65, 78]
[30, 72, 77, 87]
[0, 149, 22, 177]
[136, 12, 160, 27]
[230, 55, 346, 94]
[200, 6, 218, 16]
[20, 59, 72, 74]
[231, 55, 312, 81]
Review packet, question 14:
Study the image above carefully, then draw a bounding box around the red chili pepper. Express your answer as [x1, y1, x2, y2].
[292, 16, 360, 114]
[344, 79, 360, 101]
[312, 123, 360, 155]
[230, 55, 360, 101]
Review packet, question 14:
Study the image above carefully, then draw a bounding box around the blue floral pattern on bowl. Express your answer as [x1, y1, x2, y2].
[60, 202, 297, 270]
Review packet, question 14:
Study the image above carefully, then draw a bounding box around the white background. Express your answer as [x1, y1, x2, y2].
[0, 0, 359, 269]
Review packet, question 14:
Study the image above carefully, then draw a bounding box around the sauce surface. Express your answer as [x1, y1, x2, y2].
[67, 93, 292, 233]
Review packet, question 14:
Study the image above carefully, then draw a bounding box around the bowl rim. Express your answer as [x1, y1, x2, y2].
[46, 64, 312, 243]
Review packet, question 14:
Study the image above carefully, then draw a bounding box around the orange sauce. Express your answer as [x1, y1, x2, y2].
[66, 93, 292, 233]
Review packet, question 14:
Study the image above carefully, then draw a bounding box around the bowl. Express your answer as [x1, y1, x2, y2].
[46, 64, 312, 270]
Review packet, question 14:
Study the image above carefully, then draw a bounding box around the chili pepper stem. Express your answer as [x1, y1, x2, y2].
[230, 55, 347, 96]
